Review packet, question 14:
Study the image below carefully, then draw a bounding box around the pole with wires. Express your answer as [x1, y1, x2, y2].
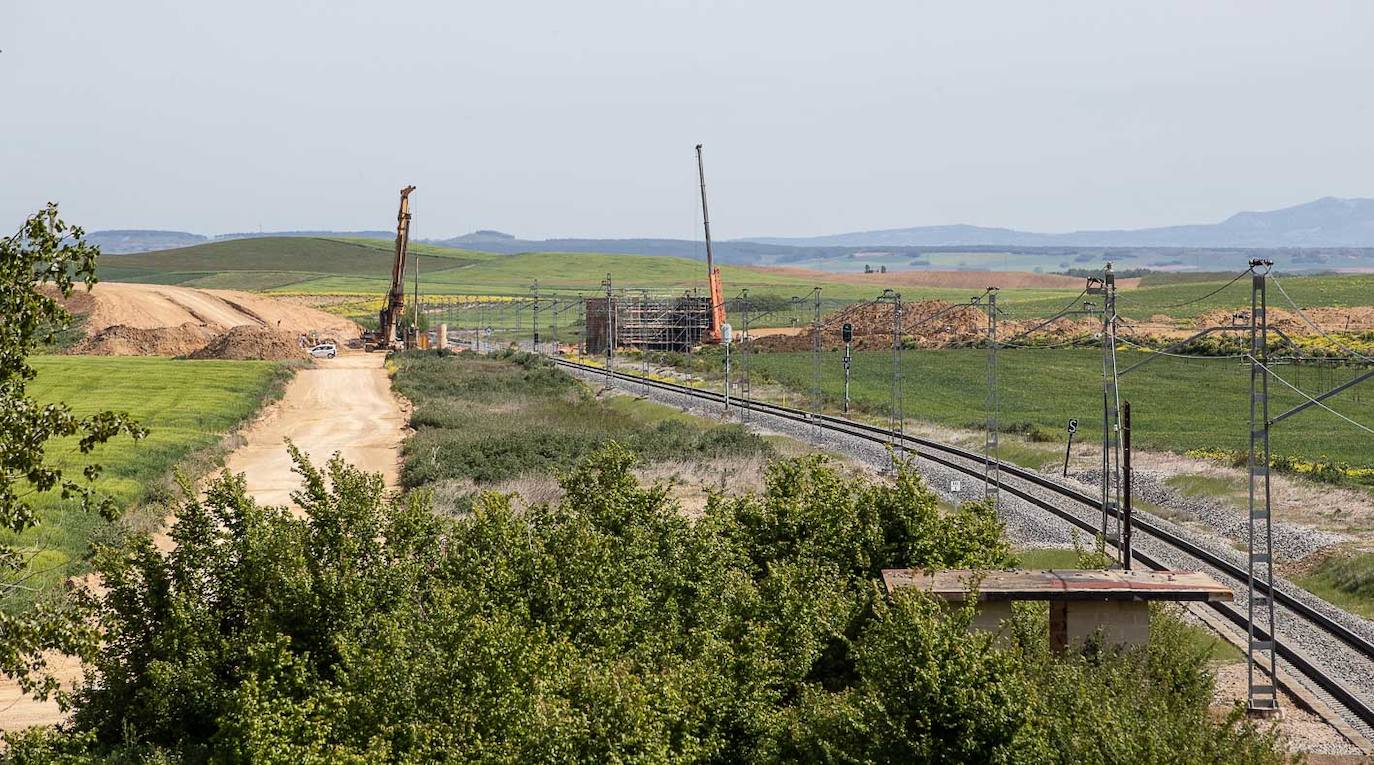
[1100, 263, 1123, 551]
[602, 275, 614, 389]
[531, 280, 540, 353]
[739, 289, 751, 421]
[877, 289, 904, 469]
[412, 237, 421, 347]
[640, 290, 650, 394]
[550, 296, 559, 354]
[1121, 401, 1133, 570]
[811, 288, 823, 428]
[982, 288, 1001, 506]
[1247, 259, 1278, 715]
[723, 321, 732, 415]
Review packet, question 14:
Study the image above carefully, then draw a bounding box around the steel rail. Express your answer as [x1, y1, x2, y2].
[550, 356, 1374, 728]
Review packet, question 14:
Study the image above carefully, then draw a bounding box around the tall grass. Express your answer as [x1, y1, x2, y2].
[391, 351, 772, 499]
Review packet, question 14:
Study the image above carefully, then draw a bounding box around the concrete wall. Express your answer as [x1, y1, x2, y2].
[954, 599, 1152, 653]
[1051, 600, 1151, 652]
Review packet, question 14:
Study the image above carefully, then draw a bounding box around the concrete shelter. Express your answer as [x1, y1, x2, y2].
[881, 568, 1233, 652]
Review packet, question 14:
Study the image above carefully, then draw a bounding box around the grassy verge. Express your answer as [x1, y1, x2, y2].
[1014, 548, 1082, 569]
[1294, 551, 1374, 620]
[4, 356, 294, 599]
[391, 350, 773, 506]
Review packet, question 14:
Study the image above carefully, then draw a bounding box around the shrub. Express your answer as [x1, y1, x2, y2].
[8, 447, 1293, 763]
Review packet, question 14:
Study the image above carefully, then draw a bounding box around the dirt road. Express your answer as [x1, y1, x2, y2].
[225, 352, 406, 507]
[0, 352, 407, 732]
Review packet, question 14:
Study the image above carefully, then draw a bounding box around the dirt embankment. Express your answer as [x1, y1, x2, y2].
[56, 282, 360, 359]
[189, 326, 312, 361]
[750, 299, 1099, 351]
[1195, 306, 1374, 334]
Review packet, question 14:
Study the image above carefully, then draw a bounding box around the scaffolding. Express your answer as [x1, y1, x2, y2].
[583, 291, 711, 354]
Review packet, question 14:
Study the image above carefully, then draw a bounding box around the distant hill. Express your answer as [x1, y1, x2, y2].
[87, 197, 1374, 272]
[746, 197, 1374, 248]
[88, 229, 394, 254]
[87, 230, 208, 253]
[430, 232, 804, 265]
[213, 230, 395, 242]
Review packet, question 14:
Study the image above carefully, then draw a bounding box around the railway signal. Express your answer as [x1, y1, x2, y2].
[1063, 418, 1078, 477]
[842, 322, 853, 414]
[722, 322, 733, 414]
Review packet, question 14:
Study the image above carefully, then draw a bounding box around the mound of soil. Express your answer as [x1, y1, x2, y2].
[752, 300, 993, 352]
[71, 322, 217, 357]
[189, 326, 308, 361]
[1196, 306, 1374, 334]
[750, 299, 1109, 352]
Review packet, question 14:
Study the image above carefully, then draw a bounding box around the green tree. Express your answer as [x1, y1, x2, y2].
[0, 204, 145, 698]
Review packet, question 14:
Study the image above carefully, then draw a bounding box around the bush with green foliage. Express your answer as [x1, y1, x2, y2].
[4, 444, 1289, 763]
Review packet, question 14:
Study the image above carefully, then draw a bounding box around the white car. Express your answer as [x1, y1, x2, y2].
[309, 343, 337, 359]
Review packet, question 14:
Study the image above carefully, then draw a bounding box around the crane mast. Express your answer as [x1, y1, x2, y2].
[695, 145, 726, 344]
[379, 185, 416, 349]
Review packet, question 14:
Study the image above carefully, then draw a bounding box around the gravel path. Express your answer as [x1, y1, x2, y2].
[565, 363, 1374, 752]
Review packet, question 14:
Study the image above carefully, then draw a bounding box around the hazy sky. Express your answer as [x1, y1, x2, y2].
[4, 1, 1373, 240]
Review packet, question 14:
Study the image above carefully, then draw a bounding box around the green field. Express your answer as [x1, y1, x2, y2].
[5, 356, 291, 597]
[1013, 271, 1374, 321]
[740, 348, 1373, 468]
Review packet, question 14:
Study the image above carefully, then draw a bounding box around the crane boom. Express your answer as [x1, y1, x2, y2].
[695, 145, 726, 344]
[379, 185, 416, 347]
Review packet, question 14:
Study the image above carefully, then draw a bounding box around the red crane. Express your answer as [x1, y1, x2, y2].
[695, 145, 726, 344]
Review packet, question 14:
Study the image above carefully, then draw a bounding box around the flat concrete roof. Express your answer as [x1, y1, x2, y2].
[881, 569, 1233, 602]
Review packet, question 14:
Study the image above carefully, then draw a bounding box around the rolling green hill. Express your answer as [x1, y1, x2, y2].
[99, 236, 493, 291]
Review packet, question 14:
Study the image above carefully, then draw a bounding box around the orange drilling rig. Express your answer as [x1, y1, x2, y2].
[695, 144, 726, 344]
[367, 185, 416, 351]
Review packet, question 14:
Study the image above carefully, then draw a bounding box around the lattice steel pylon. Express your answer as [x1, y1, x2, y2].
[602, 274, 614, 388]
[1247, 259, 1278, 714]
[877, 289, 904, 469]
[476, 299, 484, 352]
[1100, 263, 1123, 550]
[738, 289, 751, 422]
[531, 280, 540, 353]
[980, 288, 1001, 505]
[541, 295, 552, 351]
[810, 288, 823, 429]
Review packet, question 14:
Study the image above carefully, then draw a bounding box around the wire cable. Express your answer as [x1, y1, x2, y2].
[1249, 354, 1374, 436]
[1133, 267, 1254, 310]
[1269, 274, 1374, 364]
[1002, 288, 1092, 345]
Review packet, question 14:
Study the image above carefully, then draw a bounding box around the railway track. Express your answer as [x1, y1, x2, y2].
[552, 356, 1374, 734]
